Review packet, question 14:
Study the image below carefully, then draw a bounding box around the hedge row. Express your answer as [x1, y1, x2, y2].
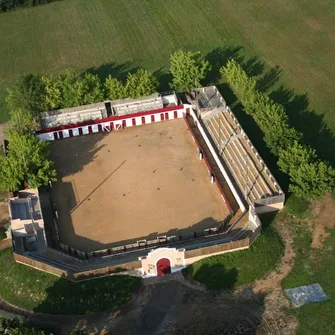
[220, 59, 335, 199]
[6, 69, 158, 118]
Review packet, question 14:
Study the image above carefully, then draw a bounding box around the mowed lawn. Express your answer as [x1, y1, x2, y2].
[0, 0, 335, 134]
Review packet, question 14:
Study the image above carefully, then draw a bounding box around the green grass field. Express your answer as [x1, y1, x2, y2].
[0, 248, 141, 314]
[185, 214, 284, 289]
[0, 0, 334, 136]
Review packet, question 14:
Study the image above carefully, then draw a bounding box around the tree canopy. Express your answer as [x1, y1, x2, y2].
[104, 75, 126, 100]
[0, 0, 53, 13]
[0, 317, 45, 335]
[169, 50, 211, 92]
[125, 69, 159, 98]
[0, 109, 56, 192]
[43, 70, 103, 110]
[9, 68, 158, 117]
[6, 74, 45, 118]
[104, 69, 158, 100]
[5, 109, 38, 137]
[0, 132, 56, 191]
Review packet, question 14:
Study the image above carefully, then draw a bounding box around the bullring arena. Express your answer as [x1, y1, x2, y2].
[51, 119, 230, 252]
[8, 88, 285, 280]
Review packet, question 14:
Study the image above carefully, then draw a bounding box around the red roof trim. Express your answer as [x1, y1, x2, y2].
[37, 105, 185, 134]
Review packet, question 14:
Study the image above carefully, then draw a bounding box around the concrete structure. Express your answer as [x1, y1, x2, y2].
[40, 91, 178, 129]
[8, 189, 46, 253]
[188, 86, 285, 213]
[9, 88, 283, 280]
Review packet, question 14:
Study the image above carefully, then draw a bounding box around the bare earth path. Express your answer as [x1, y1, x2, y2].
[251, 219, 298, 334]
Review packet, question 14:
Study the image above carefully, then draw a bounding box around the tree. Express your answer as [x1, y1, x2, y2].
[0, 132, 56, 191]
[41, 75, 62, 111]
[278, 142, 335, 199]
[278, 141, 317, 174]
[0, 153, 24, 191]
[58, 69, 85, 108]
[169, 50, 211, 92]
[125, 69, 159, 98]
[220, 59, 257, 107]
[6, 74, 45, 118]
[104, 75, 126, 100]
[289, 161, 335, 199]
[80, 72, 104, 105]
[5, 109, 37, 137]
[0, 317, 45, 334]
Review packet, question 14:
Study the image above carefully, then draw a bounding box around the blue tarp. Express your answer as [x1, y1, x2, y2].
[285, 283, 327, 307]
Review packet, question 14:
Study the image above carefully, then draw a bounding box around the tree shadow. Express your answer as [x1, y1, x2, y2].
[191, 263, 238, 290]
[270, 85, 335, 166]
[204, 46, 279, 86]
[256, 65, 282, 92]
[180, 279, 271, 334]
[205, 45, 244, 84]
[50, 132, 107, 177]
[32, 273, 141, 315]
[87, 61, 140, 83]
[153, 67, 172, 92]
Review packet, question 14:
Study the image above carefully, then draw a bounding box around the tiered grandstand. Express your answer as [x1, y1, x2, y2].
[40, 92, 178, 130]
[188, 87, 284, 213]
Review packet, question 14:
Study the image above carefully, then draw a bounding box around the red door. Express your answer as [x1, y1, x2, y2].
[160, 113, 164, 121]
[88, 126, 92, 134]
[141, 116, 146, 125]
[151, 115, 155, 123]
[174, 111, 178, 119]
[132, 118, 136, 126]
[98, 124, 102, 132]
[122, 120, 126, 128]
[157, 258, 171, 276]
[165, 113, 169, 120]
[79, 128, 83, 136]
[110, 122, 114, 130]
[69, 129, 73, 137]
[186, 108, 190, 115]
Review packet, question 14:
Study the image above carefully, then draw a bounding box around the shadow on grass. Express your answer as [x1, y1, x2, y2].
[33, 274, 141, 315]
[270, 86, 335, 166]
[189, 263, 238, 290]
[204, 46, 282, 88]
[87, 61, 140, 83]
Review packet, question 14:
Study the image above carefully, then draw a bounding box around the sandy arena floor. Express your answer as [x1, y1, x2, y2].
[51, 119, 230, 252]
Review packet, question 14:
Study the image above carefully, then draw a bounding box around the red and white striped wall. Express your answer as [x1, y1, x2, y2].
[37, 105, 192, 141]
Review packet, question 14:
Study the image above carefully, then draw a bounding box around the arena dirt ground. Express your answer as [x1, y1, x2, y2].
[50, 119, 230, 252]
